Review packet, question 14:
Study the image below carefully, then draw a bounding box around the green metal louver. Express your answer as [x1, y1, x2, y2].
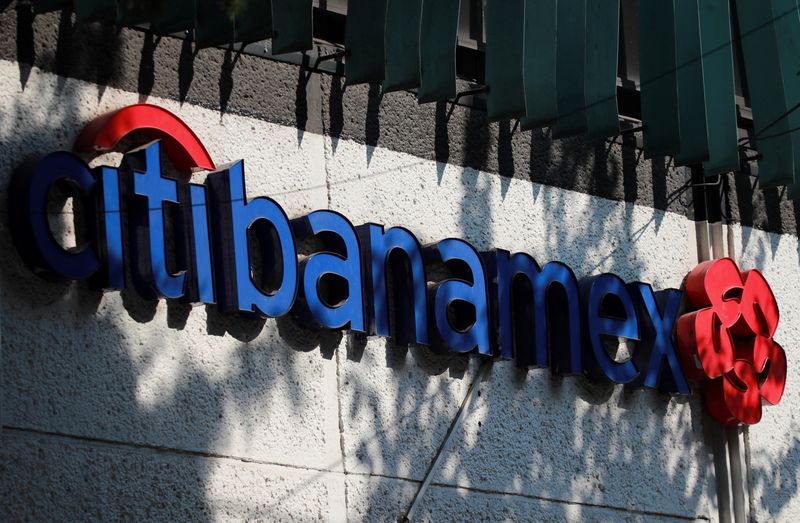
[638, 0, 681, 157]
[195, 1, 236, 48]
[74, 0, 117, 23]
[32, 0, 71, 14]
[674, 0, 710, 166]
[485, 0, 526, 122]
[383, 0, 423, 93]
[150, 0, 195, 34]
[584, 0, 620, 138]
[271, 0, 313, 54]
[417, 0, 461, 104]
[236, 1, 273, 45]
[551, 0, 588, 138]
[345, 0, 388, 85]
[31, 0, 800, 192]
[521, 0, 558, 130]
[698, 0, 739, 176]
[117, 0, 163, 26]
[735, 1, 794, 188]
[195, 0, 272, 48]
[770, 0, 800, 198]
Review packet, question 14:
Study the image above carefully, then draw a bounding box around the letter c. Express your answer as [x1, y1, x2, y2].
[9, 152, 101, 280]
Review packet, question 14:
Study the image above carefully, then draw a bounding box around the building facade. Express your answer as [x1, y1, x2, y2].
[1, 2, 800, 521]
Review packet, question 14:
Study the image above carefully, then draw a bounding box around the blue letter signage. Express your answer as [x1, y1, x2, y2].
[8, 104, 693, 407]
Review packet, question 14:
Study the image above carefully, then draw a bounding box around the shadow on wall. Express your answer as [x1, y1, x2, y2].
[2, 6, 799, 521]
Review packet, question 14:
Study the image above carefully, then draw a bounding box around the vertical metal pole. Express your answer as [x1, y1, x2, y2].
[706, 175, 749, 522]
[718, 175, 751, 522]
[692, 168, 711, 264]
[692, 167, 734, 523]
[727, 426, 749, 522]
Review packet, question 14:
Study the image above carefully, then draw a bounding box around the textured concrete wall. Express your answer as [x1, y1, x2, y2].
[729, 225, 800, 522]
[0, 14, 797, 522]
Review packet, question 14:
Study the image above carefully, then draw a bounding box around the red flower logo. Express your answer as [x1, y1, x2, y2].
[677, 258, 787, 425]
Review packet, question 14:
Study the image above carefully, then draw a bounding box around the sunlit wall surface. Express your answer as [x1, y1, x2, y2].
[1, 6, 799, 522]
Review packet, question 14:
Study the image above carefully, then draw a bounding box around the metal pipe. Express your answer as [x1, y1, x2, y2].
[693, 166, 734, 523]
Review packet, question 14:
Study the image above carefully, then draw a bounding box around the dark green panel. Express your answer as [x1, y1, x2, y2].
[117, 0, 163, 26]
[33, 0, 71, 14]
[194, 0, 270, 48]
[485, 0, 526, 122]
[417, 0, 461, 104]
[271, 0, 312, 54]
[521, 0, 558, 130]
[195, 0, 234, 48]
[551, 0, 587, 138]
[771, 0, 800, 196]
[585, 0, 620, 138]
[638, 0, 680, 157]
[383, 0, 423, 93]
[236, 0, 272, 44]
[195, 0, 272, 48]
[151, 0, 196, 34]
[699, 0, 739, 176]
[734, 1, 793, 187]
[345, 0, 388, 85]
[673, 0, 709, 166]
[74, 0, 117, 23]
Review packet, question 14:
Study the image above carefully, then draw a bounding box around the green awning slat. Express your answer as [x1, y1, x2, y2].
[673, 0, 710, 166]
[383, 0, 423, 93]
[521, 0, 558, 130]
[584, 0, 620, 138]
[150, 1, 195, 34]
[194, 0, 272, 47]
[699, 0, 739, 176]
[196, 0, 273, 47]
[345, 0, 388, 85]
[417, 0, 461, 104]
[551, 0, 588, 138]
[271, 0, 312, 55]
[236, 0, 273, 44]
[195, 1, 235, 48]
[74, 0, 117, 23]
[485, 0, 526, 121]
[638, 0, 681, 157]
[734, 1, 793, 187]
[770, 0, 800, 197]
[32, 0, 71, 14]
[116, 0, 157, 26]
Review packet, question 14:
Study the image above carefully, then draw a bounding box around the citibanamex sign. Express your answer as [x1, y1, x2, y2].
[8, 104, 788, 426]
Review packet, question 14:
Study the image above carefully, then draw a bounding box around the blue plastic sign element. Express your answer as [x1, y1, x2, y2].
[537, 262, 587, 376]
[361, 223, 430, 345]
[124, 141, 187, 300]
[494, 250, 538, 362]
[295, 210, 366, 332]
[182, 183, 217, 305]
[581, 274, 640, 384]
[205, 160, 298, 317]
[493, 250, 583, 375]
[9, 152, 101, 281]
[629, 284, 690, 394]
[96, 165, 125, 290]
[428, 239, 491, 355]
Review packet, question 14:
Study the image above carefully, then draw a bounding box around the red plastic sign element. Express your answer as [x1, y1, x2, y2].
[677, 258, 787, 425]
[74, 104, 216, 172]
